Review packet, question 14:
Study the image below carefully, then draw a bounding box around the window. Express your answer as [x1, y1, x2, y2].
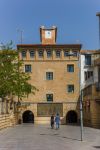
[47, 50, 52, 58]
[46, 94, 53, 102]
[22, 51, 26, 58]
[46, 72, 53, 80]
[84, 71, 93, 80]
[67, 65, 74, 72]
[25, 65, 31, 72]
[64, 50, 69, 57]
[67, 85, 74, 93]
[85, 55, 91, 65]
[73, 51, 77, 56]
[88, 72, 91, 78]
[56, 50, 61, 58]
[38, 50, 43, 58]
[30, 50, 35, 58]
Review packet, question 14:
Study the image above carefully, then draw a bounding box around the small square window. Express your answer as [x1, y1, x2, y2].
[56, 50, 61, 58]
[67, 85, 74, 93]
[25, 65, 32, 72]
[22, 51, 26, 58]
[67, 65, 74, 72]
[46, 72, 53, 80]
[46, 94, 53, 101]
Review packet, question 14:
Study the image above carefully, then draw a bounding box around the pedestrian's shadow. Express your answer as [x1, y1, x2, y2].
[40, 133, 81, 141]
[93, 146, 100, 149]
[60, 136, 81, 141]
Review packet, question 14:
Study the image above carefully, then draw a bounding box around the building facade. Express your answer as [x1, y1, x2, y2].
[81, 50, 100, 128]
[17, 26, 82, 124]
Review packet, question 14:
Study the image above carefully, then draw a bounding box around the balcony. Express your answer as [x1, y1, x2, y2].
[84, 77, 94, 87]
[84, 61, 93, 68]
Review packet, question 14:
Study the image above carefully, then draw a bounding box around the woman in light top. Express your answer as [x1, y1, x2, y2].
[55, 113, 60, 129]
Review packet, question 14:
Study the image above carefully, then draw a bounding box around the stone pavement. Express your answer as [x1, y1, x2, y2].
[0, 124, 100, 150]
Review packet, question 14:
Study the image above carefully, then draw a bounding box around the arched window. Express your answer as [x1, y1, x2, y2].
[47, 50, 52, 58]
[30, 50, 35, 58]
[38, 50, 43, 58]
[64, 50, 69, 57]
[56, 50, 61, 58]
[73, 51, 77, 56]
[21, 50, 26, 58]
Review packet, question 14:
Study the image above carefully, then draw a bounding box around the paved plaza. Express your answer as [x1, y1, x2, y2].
[0, 124, 100, 150]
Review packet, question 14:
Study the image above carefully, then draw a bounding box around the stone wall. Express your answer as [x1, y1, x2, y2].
[0, 114, 17, 130]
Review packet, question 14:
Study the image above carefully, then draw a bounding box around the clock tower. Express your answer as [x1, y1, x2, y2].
[40, 26, 57, 44]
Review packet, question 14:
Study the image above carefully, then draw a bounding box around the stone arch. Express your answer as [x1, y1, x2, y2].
[66, 110, 78, 124]
[22, 110, 34, 123]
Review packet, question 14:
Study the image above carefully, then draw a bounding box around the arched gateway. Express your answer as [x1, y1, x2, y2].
[66, 110, 77, 124]
[23, 110, 34, 123]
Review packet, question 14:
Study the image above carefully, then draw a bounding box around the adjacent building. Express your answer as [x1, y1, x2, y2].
[81, 50, 100, 128]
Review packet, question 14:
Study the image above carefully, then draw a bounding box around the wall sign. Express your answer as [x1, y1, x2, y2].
[37, 103, 63, 117]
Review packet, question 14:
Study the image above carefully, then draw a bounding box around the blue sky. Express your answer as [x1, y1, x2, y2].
[0, 0, 100, 49]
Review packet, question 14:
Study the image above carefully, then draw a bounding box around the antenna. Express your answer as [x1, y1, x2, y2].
[96, 12, 100, 49]
[17, 29, 23, 44]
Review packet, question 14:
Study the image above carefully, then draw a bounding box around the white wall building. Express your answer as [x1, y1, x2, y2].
[81, 50, 94, 90]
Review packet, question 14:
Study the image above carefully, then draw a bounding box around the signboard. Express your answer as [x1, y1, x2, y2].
[37, 103, 63, 117]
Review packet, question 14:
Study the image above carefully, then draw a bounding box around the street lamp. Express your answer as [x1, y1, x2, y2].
[79, 52, 84, 141]
[96, 12, 100, 49]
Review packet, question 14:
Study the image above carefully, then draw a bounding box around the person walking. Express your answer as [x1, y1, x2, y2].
[50, 114, 54, 129]
[55, 113, 60, 129]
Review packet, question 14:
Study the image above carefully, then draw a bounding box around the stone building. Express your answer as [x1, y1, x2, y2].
[81, 50, 100, 128]
[17, 26, 82, 124]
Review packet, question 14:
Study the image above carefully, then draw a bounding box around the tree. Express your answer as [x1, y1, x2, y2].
[0, 42, 37, 103]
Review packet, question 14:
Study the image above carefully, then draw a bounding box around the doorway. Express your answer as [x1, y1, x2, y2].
[23, 110, 34, 123]
[66, 110, 77, 124]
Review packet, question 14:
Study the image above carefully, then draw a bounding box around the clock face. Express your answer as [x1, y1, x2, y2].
[45, 31, 52, 39]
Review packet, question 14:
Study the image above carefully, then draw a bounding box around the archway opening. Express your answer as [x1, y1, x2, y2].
[23, 110, 34, 123]
[66, 110, 77, 124]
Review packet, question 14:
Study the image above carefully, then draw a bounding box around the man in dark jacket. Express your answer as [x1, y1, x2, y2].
[51, 114, 54, 129]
